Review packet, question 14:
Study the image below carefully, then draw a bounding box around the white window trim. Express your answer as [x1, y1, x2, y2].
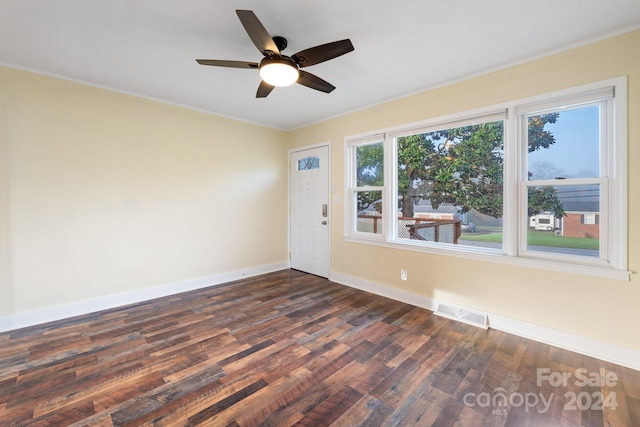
[345, 135, 386, 241]
[344, 77, 629, 280]
[515, 94, 614, 267]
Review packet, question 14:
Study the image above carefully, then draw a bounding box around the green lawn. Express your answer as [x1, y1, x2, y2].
[460, 228, 599, 250]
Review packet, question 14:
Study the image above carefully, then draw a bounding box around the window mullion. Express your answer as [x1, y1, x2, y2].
[517, 181, 529, 255]
[384, 133, 395, 241]
[504, 107, 519, 257]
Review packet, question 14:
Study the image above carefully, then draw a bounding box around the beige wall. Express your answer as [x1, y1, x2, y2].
[0, 67, 289, 316]
[289, 30, 640, 351]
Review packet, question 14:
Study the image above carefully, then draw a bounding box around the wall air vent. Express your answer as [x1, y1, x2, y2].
[435, 303, 489, 329]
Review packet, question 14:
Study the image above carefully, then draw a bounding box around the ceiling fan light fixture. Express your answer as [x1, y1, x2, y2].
[259, 58, 299, 87]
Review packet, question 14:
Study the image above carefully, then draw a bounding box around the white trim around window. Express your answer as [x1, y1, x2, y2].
[344, 77, 629, 280]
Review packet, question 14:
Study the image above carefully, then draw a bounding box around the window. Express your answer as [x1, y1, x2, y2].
[583, 214, 597, 225]
[298, 156, 320, 170]
[347, 137, 385, 236]
[516, 88, 616, 266]
[345, 78, 627, 278]
[393, 115, 505, 248]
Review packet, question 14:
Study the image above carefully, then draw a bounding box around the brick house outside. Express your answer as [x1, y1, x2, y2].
[562, 201, 600, 238]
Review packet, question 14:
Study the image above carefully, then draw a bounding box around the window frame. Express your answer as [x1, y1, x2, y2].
[389, 111, 507, 250]
[345, 135, 386, 240]
[344, 77, 628, 280]
[516, 98, 609, 266]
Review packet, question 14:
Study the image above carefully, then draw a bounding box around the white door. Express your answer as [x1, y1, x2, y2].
[290, 146, 330, 277]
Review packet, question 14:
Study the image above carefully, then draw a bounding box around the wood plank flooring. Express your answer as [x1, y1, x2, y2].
[1, 269, 638, 426]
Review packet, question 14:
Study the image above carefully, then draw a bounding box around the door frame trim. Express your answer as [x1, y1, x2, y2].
[288, 142, 332, 276]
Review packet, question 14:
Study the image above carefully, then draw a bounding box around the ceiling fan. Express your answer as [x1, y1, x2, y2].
[196, 10, 354, 98]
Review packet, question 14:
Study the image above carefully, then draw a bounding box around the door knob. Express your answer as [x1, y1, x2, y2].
[322, 221, 327, 225]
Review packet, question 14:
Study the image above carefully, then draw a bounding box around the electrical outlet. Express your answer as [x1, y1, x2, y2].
[400, 269, 407, 280]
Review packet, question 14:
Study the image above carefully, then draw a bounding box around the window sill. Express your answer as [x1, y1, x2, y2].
[343, 235, 631, 281]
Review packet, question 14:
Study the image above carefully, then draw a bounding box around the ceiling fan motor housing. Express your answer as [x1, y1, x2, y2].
[272, 36, 288, 52]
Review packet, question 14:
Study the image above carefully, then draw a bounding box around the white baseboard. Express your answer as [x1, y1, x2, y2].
[0, 261, 289, 333]
[329, 271, 640, 372]
[4, 265, 638, 372]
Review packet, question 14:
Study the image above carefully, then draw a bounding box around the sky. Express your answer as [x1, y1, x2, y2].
[528, 105, 600, 179]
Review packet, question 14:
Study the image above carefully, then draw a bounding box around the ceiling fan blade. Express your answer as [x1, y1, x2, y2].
[256, 80, 275, 98]
[297, 70, 336, 93]
[196, 59, 259, 69]
[236, 10, 280, 56]
[292, 39, 354, 68]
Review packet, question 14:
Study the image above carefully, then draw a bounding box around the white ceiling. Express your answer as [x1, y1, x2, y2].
[2, 1, 639, 130]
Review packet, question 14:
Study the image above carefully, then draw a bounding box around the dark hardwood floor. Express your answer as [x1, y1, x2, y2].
[1, 269, 638, 426]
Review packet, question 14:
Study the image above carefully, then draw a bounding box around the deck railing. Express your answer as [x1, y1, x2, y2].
[356, 215, 462, 244]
